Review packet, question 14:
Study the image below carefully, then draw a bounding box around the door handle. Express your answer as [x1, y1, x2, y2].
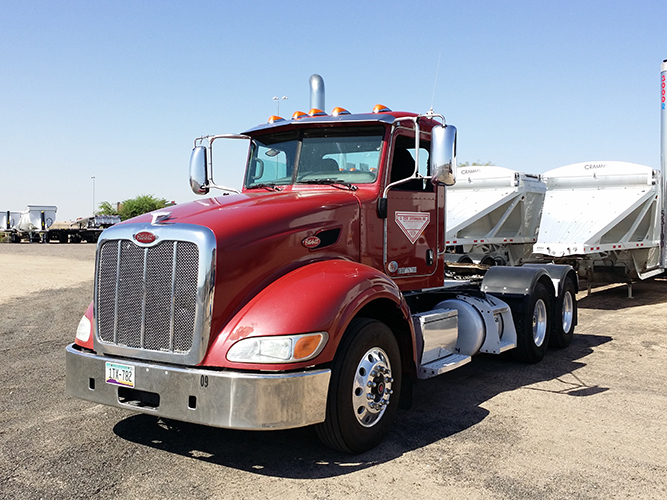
[426, 249, 434, 266]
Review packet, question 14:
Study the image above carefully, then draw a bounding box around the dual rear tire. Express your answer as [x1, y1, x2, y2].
[513, 276, 577, 363]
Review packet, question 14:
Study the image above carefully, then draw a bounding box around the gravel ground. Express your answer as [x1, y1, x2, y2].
[0, 242, 666, 499]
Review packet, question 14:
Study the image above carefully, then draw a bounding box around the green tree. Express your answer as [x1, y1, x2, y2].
[96, 201, 119, 216]
[97, 194, 169, 221]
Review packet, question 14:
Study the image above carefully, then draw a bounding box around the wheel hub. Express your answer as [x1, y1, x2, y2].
[352, 347, 394, 427]
[532, 298, 548, 347]
[562, 291, 574, 333]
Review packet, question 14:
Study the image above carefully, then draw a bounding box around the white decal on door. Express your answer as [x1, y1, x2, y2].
[395, 211, 430, 244]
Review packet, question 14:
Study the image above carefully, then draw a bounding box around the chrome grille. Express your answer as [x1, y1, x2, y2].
[97, 239, 199, 355]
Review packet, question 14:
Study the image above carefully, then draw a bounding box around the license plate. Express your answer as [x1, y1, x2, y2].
[105, 362, 135, 388]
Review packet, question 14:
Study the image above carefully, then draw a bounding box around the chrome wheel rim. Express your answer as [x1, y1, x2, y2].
[533, 299, 548, 347]
[562, 291, 574, 334]
[352, 347, 394, 428]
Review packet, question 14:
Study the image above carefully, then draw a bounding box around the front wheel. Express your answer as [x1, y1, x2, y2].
[316, 318, 402, 454]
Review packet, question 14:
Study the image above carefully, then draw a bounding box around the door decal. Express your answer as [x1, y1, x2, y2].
[395, 211, 430, 244]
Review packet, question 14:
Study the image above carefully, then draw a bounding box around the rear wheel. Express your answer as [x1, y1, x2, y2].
[316, 318, 402, 453]
[550, 276, 576, 348]
[513, 282, 550, 363]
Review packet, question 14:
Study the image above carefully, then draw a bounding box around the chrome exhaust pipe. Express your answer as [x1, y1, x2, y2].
[309, 74, 325, 112]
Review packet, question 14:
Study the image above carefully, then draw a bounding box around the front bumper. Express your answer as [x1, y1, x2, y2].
[66, 343, 331, 430]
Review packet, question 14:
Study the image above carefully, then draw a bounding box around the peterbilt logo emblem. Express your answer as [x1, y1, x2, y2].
[302, 236, 321, 249]
[134, 231, 157, 244]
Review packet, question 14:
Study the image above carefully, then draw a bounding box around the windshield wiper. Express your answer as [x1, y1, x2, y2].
[247, 183, 283, 191]
[296, 178, 358, 191]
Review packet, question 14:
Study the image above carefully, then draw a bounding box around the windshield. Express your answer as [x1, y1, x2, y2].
[245, 127, 384, 188]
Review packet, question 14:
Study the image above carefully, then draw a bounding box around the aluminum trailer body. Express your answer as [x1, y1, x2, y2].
[533, 161, 661, 281]
[445, 165, 546, 266]
[3, 211, 21, 231]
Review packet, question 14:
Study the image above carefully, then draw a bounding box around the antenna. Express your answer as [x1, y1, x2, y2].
[429, 52, 442, 114]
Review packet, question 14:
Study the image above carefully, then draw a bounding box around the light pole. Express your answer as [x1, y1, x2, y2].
[91, 176, 96, 215]
[272, 95, 288, 116]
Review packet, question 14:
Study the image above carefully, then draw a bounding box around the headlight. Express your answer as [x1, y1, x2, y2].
[227, 332, 328, 363]
[76, 315, 91, 342]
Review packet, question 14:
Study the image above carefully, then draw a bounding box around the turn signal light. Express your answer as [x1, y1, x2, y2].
[293, 334, 324, 360]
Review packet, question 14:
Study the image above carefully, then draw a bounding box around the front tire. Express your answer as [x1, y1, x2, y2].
[316, 318, 402, 453]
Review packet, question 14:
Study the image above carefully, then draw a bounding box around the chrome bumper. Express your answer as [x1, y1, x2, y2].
[65, 344, 331, 430]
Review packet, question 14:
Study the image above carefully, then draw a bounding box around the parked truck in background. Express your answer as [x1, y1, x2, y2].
[3, 206, 119, 243]
[66, 74, 581, 453]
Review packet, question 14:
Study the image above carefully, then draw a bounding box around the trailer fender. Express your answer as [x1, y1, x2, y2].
[202, 260, 413, 369]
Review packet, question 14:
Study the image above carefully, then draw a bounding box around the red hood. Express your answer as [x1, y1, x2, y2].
[124, 189, 363, 340]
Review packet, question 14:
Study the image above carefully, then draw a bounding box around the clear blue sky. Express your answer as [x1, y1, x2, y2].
[1, 0, 666, 220]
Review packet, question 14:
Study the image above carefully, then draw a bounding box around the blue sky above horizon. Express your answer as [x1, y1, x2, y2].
[1, 0, 666, 220]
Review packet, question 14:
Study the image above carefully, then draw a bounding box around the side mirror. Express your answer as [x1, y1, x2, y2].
[189, 146, 210, 195]
[430, 124, 457, 186]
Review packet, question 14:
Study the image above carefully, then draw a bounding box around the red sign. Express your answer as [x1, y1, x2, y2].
[134, 231, 157, 244]
[395, 211, 430, 244]
[302, 235, 321, 249]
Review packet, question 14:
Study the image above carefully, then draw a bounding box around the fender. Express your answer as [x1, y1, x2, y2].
[201, 259, 413, 370]
[481, 265, 556, 314]
[522, 263, 579, 296]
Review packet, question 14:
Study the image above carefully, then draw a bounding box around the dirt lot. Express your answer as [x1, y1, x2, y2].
[1, 242, 666, 499]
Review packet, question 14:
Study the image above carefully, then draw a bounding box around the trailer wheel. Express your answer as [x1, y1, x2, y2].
[550, 276, 576, 348]
[316, 318, 402, 454]
[513, 282, 550, 363]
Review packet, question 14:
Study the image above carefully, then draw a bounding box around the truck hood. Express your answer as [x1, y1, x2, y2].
[122, 189, 363, 337]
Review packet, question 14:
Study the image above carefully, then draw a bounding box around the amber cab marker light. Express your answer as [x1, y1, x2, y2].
[292, 110, 307, 120]
[268, 115, 285, 124]
[308, 108, 327, 117]
[372, 104, 392, 113]
[332, 107, 351, 116]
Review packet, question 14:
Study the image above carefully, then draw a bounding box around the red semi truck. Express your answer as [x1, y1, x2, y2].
[66, 77, 577, 453]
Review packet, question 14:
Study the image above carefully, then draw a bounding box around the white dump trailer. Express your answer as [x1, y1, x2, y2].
[445, 165, 546, 266]
[445, 59, 667, 290]
[3, 211, 21, 231]
[533, 161, 661, 282]
[4, 205, 58, 243]
[15, 205, 57, 233]
[4, 206, 119, 244]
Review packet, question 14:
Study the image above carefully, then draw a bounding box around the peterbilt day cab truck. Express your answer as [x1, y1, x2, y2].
[66, 76, 578, 453]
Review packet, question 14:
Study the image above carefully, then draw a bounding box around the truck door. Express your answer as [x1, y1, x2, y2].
[384, 134, 442, 279]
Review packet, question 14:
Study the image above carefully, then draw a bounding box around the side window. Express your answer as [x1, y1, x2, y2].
[255, 145, 288, 182]
[390, 135, 431, 190]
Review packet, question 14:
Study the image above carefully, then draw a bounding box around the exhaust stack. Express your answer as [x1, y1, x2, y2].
[661, 60, 667, 269]
[309, 74, 325, 112]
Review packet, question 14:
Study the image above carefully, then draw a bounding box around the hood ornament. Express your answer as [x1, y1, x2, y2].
[151, 211, 172, 225]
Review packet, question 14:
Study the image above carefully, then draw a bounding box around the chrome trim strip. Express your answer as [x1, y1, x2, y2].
[66, 344, 331, 430]
[93, 222, 216, 366]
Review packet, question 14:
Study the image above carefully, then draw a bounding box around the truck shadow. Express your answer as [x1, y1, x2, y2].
[113, 333, 610, 479]
[578, 277, 667, 310]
